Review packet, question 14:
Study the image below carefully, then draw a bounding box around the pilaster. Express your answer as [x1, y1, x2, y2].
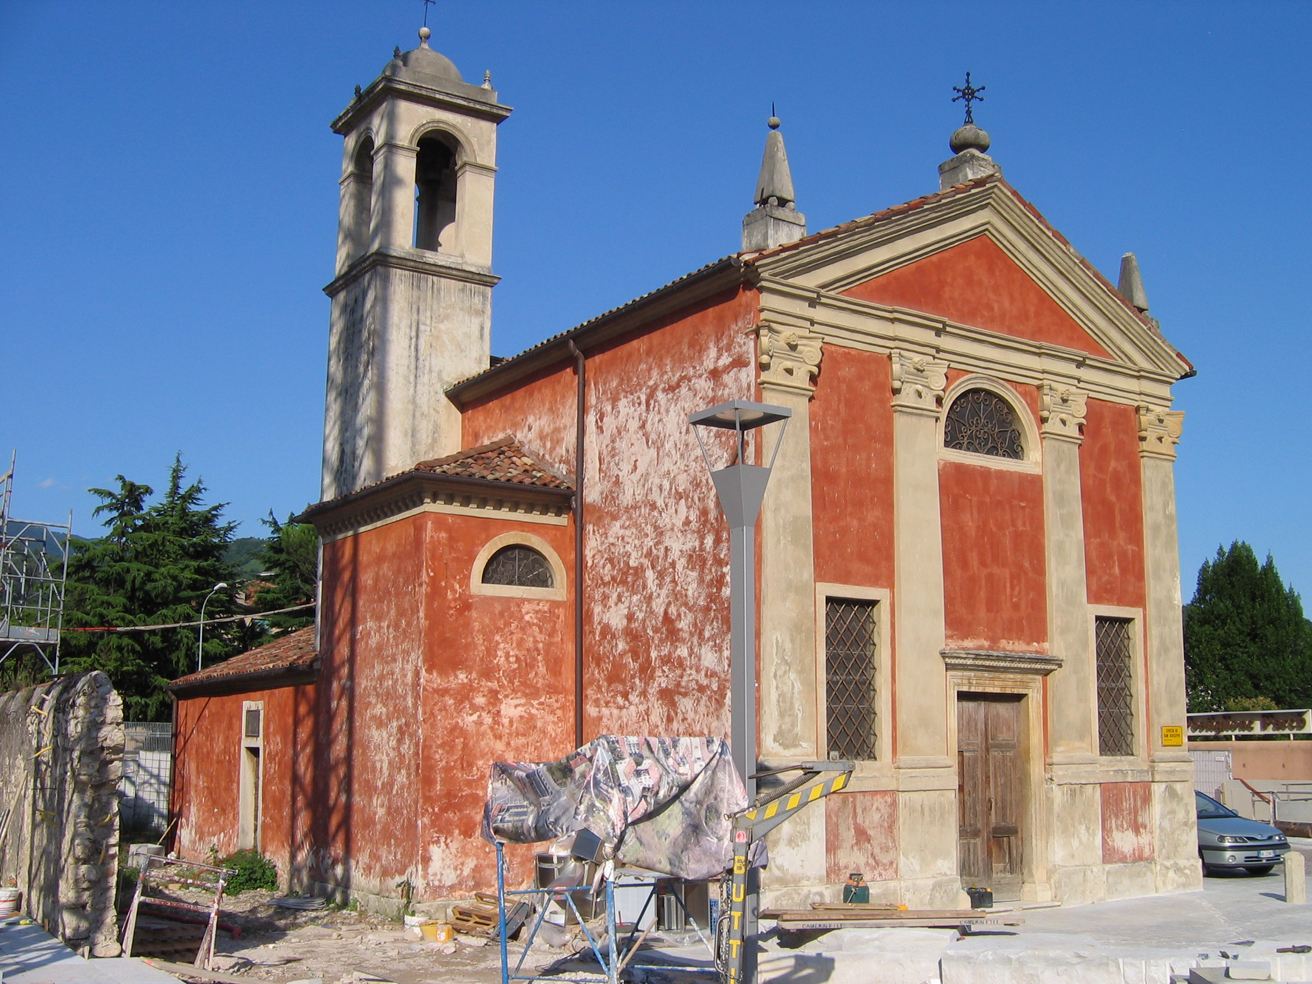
[757, 325, 823, 763]
[1040, 383, 1094, 761]
[1137, 406, 1188, 764]
[890, 352, 950, 765]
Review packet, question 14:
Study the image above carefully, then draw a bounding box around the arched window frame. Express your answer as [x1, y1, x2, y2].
[409, 122, 470, 256]
[937, 375, 1041, 473]
[470, 532, 567, 601]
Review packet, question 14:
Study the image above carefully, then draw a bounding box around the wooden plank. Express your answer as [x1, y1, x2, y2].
[764, 908, 987, 921]
[141, 958, 252, 984]
[772, 915, 1023, 931]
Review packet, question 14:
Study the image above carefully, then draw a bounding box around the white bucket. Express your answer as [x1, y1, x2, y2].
[0, 888, 21, 916]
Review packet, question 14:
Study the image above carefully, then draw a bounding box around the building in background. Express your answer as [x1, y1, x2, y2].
[168, 27, 1199, 910]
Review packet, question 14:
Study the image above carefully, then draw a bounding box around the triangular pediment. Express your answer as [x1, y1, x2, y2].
[748, 179, 1188, 378]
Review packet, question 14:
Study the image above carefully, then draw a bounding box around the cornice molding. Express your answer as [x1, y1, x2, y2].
[1137, 405, 1184, 460]
[332, 76, 512, 136]
[1040, 382, 1089, 443]
[300, 471, 573, 540]
[941, 649, 1063, 676]
[325, 246, 500, 297]
[755, 279, 1179, 409]
[757, 323, 823, 393]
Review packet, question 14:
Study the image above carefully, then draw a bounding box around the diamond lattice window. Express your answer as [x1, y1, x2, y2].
[1096, 617, 1135, 757]
[944, 389, 1024, 459]
[826, 599, 877, 761]
[481, 545, 554, 588]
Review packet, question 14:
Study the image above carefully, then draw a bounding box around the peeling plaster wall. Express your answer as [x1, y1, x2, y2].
[464, 287, 758, 741]
[0, 673, 123, 955]
[175, 510, 573, 904]
[825, 791, 898, 884]
[1101, 781, 1154, 864]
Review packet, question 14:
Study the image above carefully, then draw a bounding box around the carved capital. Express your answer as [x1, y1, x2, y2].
[757, 324, 823, 392]
[1040, 382, 1088, 442]
[890, 351, 948, 412]
[1138, 405, 1184, 459]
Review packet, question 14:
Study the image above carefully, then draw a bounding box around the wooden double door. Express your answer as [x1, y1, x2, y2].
[957, 693, 1026, 901]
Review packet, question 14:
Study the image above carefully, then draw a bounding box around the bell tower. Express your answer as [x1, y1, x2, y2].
[321, 27, 511, 499]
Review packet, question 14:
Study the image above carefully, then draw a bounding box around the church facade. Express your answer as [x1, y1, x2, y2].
[169, 29, 1200, 911]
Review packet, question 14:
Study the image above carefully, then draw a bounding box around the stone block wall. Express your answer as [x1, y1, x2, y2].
[0, 672, 125, 955]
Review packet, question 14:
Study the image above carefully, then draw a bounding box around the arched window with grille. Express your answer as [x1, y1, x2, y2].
[481, 544, 554, 589]
[943, 388, 1025, 460]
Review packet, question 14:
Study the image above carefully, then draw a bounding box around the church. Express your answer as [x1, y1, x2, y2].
[167, 27, 1200, 912]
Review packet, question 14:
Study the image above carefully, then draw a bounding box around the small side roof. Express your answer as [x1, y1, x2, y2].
[169, 625, 318, 699]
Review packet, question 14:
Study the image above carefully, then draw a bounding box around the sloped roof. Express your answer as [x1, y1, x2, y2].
[414, 436, 572, 489]
[448, 173, 1190, 404]
[169, 626, 318, 697]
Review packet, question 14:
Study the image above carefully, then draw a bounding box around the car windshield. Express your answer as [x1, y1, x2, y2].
[1196, 790, 1238, 819]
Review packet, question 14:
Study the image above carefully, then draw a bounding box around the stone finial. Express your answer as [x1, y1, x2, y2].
[482, 70, 492, 89]
[939, 73, 1001, 191]
[743, 114, 807, 252]
[418, 26, 432, 48]
[1118, 252, 1150, 314]
[754, 116, 796, 208]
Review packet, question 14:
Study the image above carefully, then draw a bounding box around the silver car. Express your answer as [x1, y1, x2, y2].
[1196, 790, 1289, 874]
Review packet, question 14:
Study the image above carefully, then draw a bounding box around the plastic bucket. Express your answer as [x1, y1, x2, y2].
[0, 888, 21, 916]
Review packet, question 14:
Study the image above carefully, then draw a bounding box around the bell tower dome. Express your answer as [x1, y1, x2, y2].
[321, 27, 512, 499]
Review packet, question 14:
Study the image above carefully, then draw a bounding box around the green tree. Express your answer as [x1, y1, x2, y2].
[61, 456, 237, 720]
[1184, 541, 1312, 711]
[250, 512, 317, 635]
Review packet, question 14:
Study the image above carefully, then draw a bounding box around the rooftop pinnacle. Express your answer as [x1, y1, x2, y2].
[743, 113, 806, 252]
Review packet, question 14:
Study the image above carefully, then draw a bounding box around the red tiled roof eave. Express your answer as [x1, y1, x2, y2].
[169, 625, 318, 697]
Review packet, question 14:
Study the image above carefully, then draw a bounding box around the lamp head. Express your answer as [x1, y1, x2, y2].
[688, 399, 791, 432]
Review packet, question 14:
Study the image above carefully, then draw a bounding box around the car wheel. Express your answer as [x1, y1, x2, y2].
[1244, 865, 1275, 876]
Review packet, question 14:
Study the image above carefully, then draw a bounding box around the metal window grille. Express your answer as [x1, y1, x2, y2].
[826, 599, 877, 760]
[244, 708, 262, 739]
[944, 389, 1024, 459]
[481, 545, 554, 588]
[1096, 617, 1135, 756]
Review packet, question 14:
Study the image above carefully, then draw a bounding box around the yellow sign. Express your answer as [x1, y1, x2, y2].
[1161, 725, 1184, 747]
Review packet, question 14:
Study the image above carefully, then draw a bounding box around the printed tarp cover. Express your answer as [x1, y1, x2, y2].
[481, 736, 746, 880]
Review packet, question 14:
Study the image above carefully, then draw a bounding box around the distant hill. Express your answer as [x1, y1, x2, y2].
[224, 537, 268, 579]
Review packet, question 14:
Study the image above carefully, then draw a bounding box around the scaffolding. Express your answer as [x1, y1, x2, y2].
[0, 452, 72, 675]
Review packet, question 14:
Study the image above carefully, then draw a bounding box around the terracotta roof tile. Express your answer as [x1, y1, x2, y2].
[169, 626, 317, 690]
[413, 436, 573, 489]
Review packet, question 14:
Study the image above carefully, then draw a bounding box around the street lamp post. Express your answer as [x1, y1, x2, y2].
[690, 399, 790, 984]
[197, 582, 229, 672]
[689, 399, 791, 799]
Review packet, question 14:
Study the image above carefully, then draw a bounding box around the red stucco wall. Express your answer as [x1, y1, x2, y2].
[810, 347, 896, 592]
[464, 287, 759, 742]
[1101, 780, 1154, 863]
[1081, 400, 1146, 611]
[842, 235, 1112, 359]
[175, 507, 575, 899]
[826, 790, 898, 883]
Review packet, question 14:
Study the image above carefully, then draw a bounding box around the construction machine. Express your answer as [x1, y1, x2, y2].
[718, 760, 854, 984]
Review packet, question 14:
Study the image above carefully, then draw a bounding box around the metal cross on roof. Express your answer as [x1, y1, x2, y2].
[952, 72, 985, 125]
[422, 0, 435, 27]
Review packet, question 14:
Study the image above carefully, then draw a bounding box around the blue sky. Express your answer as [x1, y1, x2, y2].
[1, 3, 1308, 601]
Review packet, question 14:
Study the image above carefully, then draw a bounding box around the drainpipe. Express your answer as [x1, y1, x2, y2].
[568, 341, 586, 749]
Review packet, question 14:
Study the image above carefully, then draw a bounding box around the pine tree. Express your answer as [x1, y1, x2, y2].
[61, 456, 237, 720]
[1183, 541, 1312, 711]
[250, 512, 317, 634]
